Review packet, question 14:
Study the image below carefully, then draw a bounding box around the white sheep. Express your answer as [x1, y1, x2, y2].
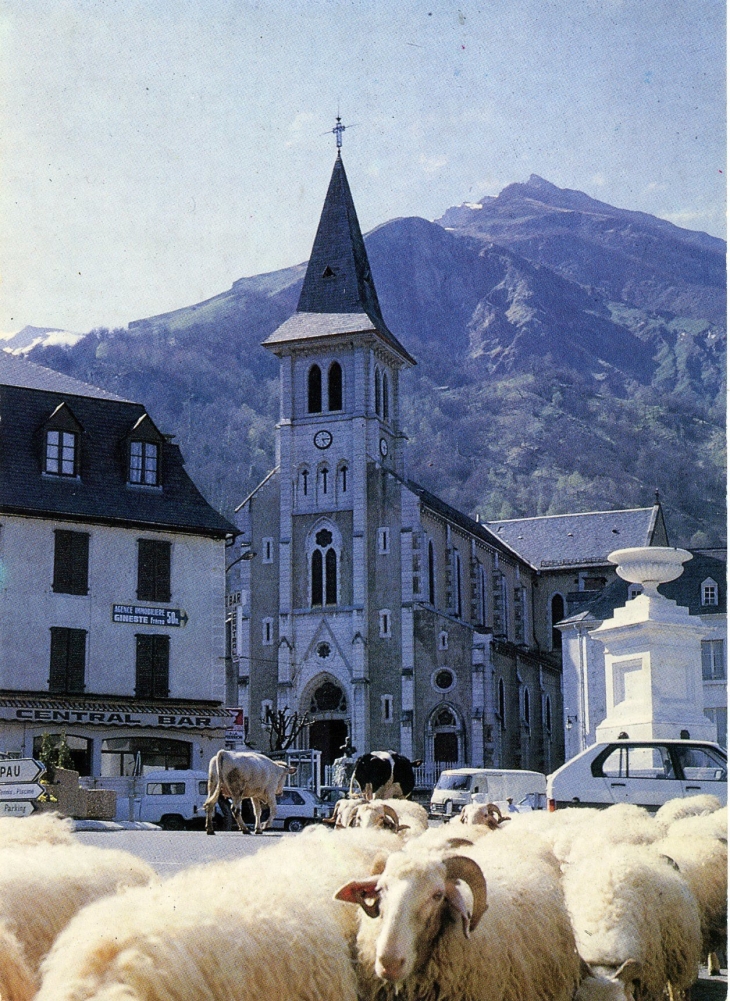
[38, 825, 403, 1001]
[541, 803, 660, 866]
[0, 811, 75, 848]
[654, 793, 723, 829]
[667, 804, 727, 841]
[653, 832, 727, 977]
[0, 842, 156, 1001]
[335, 833, 581, 1001]
[351, 798, 429, 836]
[564, 842, 703, 1001]
[450, 801, 511, 830]
[324, 796, 364, 829]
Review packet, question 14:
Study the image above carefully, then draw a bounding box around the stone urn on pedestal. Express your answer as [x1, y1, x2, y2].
[593, 547, 715, 742]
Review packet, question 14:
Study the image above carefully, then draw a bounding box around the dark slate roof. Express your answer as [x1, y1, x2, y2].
[564, 551, 726, 621]
[402, 476, 536, 569]
[487, 505, 667, 568]
[262, 154, 415, 366]
[0, 351, 131, 401]
[0, 367, 237, 538]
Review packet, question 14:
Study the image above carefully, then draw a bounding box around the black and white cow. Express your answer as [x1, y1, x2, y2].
[349, 751, 423, 800]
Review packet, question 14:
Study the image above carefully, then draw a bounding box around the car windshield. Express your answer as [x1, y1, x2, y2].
[435, 773, 472, 791]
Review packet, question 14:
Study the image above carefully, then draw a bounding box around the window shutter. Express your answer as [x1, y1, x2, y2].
[67, 629, 86, 692]
[71, 533, 89, 595]
[49, 628, 67, 692]
[325, 548, 337, 605]
[138, 540, 171, 602]
[152, 635, 170, 698]
[136, 635, 154, 698]
[311, 550, 323, 606]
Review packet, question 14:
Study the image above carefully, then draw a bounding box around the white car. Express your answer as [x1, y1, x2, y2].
[547, 739, 727, 811]
[268, 787, 326, 832]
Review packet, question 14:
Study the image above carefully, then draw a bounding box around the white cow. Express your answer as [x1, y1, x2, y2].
[204, 750, 296, 835]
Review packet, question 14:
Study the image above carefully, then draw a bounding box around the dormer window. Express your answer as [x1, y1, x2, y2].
[126, 413, 165, 488]
[129, 441, 159, 485]
[45, 429, 77, 476]
[701, 578, 719, 607]
[41, 402, 83, 478]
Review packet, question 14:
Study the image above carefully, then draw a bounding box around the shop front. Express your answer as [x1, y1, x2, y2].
[0, 696, 232, 777]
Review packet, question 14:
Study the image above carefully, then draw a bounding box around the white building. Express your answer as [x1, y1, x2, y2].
[0, 352, 237, 777]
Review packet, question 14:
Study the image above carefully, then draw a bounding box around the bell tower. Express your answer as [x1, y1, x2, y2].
[261, 147, 415, 757]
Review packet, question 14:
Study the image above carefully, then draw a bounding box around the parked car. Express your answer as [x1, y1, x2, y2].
[547, 738, 727, 811]
[268, 786, 326, 832]
[430, 768, 547, 818]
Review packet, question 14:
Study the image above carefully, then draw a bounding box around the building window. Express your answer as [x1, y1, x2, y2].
[379, 609, 392, 638]
[374, 365, 381, 415]
[308, 365, 322, 413]
[432, 667, 456, 693]
[262, 538, 274, 564]
[545, 695, 552, 733]
[52, 530, 89, 596]
[49, 627, 86, 693]
[135, 634, 170, 698]
[301, 468, 309, 497]
[382, 372, 390, 421]
[628, 584, 643, 600]
[382, 694, 393, 723]
[523, 688, 531, 729]
[514, 586, 526, 644]
[498, 677, 506, 730]
[701, 639, 726, 681]
[428, 540, 435, 605]
[129, 441, 159, 485]
[477, 562, 488, 625]
[319, 466, 329, 496]
[378, 527, 390, 554]
[339, 464, 348, 495]
[261, 699, 273, 722]
[704, 707, 727, 749]
[262, 618, 274, 646]
[701, 579, 719, 607]
[328, 362, 343, 411]
[311, 527, 337, 607]
[453, 551, 462, 618]
[45, 430, 77, 477]
[551, 593, 565, 650]
[137, 540, 171, 602]
[438, 630, 449, 650]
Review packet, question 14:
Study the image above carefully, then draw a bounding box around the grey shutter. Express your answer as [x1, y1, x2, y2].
[152, 635, 170, 698]
[67, 629, 86, 692]
[136, 635, 154, 697]
[70, 533, 89, 595]
[138, 540, 171, 602]
[49, 628, 67, 692]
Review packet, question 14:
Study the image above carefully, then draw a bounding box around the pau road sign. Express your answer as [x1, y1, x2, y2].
[0, 801, 36, 818]
[0, 783, 44, 801]
[0, 758, 45, 784]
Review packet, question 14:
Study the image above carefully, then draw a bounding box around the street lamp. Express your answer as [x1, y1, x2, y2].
[226, 549, 256, 572]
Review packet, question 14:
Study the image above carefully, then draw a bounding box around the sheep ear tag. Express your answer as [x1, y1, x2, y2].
[334, 878, 381, 918]
[445, 880, 474, 939]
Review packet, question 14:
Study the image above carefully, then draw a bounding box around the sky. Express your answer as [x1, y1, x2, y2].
[0, 0, 725, 333]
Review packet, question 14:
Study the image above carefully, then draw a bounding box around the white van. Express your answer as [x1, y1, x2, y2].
[101, 770, 210, 829]
[430, 768, 547, 818]
[546, 739, 727, 811]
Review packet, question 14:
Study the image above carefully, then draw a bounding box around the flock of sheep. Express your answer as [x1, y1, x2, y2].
[0, 793, 724, 1001]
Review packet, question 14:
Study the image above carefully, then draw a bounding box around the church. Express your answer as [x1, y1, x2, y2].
[226, 149, 571, 780]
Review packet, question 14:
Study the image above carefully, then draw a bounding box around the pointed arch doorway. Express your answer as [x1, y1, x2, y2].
[304, 676, 350, 779]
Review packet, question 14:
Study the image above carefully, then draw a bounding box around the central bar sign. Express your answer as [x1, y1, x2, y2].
[112, 605, 188, 627]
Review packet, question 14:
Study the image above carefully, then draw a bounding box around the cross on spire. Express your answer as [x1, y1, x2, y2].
[331, 115, 347, 149]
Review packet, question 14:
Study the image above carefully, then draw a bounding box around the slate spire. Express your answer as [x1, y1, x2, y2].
[297, 153, 385, 323]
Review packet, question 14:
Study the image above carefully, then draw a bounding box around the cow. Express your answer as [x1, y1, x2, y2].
[203, 750, 296, 835]
[348, 751, 423, 800]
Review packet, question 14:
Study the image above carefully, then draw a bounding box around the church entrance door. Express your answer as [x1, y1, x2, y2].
[309, 719, 348, 771]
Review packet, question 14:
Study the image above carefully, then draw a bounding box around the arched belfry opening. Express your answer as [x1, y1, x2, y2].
[328, 361, 343, 411]
[427, 703, 464, 766]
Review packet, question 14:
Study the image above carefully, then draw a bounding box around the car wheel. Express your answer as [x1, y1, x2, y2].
[285, 818, 306, 833]
[159, 815, 186, 831]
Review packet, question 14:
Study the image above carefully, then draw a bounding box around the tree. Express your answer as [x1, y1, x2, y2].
[38, 731, 74, 784]
[261, 706, 311, 752]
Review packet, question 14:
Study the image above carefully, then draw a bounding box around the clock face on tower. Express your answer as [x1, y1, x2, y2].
[314, 429, 333, 450]
[379, 437, 389, 457]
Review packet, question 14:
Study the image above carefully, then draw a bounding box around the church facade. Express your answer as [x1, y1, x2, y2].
[227, 153, 565, 777]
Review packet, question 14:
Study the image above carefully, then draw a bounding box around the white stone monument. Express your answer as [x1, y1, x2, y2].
[593, 547, 715, 742]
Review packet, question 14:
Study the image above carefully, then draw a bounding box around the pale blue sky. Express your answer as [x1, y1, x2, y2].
[0, 0, 725, 332]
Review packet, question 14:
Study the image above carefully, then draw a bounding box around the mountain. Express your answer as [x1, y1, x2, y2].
[0, 325, 85, 354]
[26, 177, 726, 547]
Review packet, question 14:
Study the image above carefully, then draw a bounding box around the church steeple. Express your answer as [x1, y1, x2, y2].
[263, 153, 415, 367]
